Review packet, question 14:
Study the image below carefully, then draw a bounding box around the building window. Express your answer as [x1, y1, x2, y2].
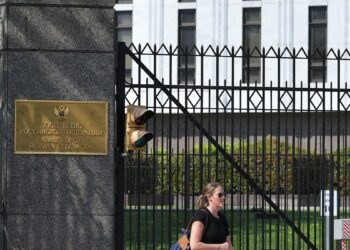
[116, 0, 132, 3]
[116, 11, 132, 82]
[309, 7, 327, 82]
[178, 9, 196, 84]
[242, 8, 261, 84]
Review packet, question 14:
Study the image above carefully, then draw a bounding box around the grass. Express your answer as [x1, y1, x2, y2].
[124, 208, 346, 250]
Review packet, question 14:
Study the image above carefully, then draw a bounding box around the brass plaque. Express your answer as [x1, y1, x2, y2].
[15, 100, 108, 155]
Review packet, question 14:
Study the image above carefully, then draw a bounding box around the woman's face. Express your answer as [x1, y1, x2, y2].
[208, 186, 225, 208]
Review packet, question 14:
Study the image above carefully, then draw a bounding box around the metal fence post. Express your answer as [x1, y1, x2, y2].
[115, 41, 126, 250]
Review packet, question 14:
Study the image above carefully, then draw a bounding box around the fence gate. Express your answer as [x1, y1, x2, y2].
[116, 42, 350, 250]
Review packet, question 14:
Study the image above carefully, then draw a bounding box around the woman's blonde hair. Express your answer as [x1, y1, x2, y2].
[197, 182, 222, 208]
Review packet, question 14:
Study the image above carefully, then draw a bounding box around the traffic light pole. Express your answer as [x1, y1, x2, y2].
[115, 42, 126, 250]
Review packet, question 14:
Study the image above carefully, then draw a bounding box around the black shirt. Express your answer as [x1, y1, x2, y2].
[192, 208, 229, 244]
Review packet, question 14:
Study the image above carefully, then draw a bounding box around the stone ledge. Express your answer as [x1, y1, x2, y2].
[1, 0, 114, 6]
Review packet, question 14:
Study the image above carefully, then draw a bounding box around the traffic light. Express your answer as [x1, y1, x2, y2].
[126, 105, 154, 151]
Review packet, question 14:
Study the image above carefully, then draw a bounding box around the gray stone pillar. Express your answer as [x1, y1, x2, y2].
[0, 0, 115, 249]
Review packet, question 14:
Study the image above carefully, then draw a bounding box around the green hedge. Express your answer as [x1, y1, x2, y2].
[126, 137, 349, 195]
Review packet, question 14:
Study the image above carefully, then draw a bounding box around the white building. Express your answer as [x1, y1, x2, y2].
[115, 0, 350, 111]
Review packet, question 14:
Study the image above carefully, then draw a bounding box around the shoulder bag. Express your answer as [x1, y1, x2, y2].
[170, 209, 208, 250]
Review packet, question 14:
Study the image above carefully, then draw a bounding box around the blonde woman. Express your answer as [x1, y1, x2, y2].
[190, 182, 233, 250]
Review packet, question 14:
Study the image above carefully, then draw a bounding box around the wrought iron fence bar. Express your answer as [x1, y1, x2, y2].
[330, 51, 339, 250]
[297, 81, 303, 250]
[208, 79, 212, 184]
[157, 51, 165, 250]
[116, 41, 126, 250]
[239, 79, 243, 249]
[136, 62, 142, 248]
[137, 151, 141, 249]
[127, 157, 132, 250]
[330, 156, 335, 250]
[222, 79, 228, 215]
[176, 64, 181, 241]
[321, 56, 327, 250]
[168, 46, 173, 250]
[122, 105, 350, 113]
[184, 153, 190, 225]
[230, 47, 235, 246]
[253, 81, 258, 250]
[152, 45, 157, 250]
[127, 47, 346, 60]
[191, 114, 196, 215]
[184, 46, 189, 226]
[215, 46, 220, 179]
[261, 47, 267, 250]
[144, 152, 347, 158]
[276, 48, 281, 249]
[176, 93, 181, 241]
[125, 45, 328, 249]
[292, 47, 296, 250]
[246, 48, 251, 249]
[336, 50, 342, 221]
[125, 84, 350, 94]
[330, 84, 334, 244]
[269, 86, 274, 249]
[190, 80, 195, 215]
[126, 51, 350, 61]
[199, 46, 204, 195]
[128, 53, 349, 61]
[306, 52, 312, 249]
[283, 83, 289, 250]
[312, 97, 318, 248]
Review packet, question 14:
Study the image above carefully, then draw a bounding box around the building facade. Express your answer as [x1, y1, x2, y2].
[115, 0, 350, 145]
[115, 2, 350, 249]
[115, 0, 350, 89]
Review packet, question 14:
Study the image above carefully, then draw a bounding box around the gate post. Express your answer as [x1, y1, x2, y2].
[115, 42, 126, 250]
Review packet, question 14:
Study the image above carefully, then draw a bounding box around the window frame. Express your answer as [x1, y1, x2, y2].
[116, 0, 132, 3]
[178, 9, 196, 85]
[242, 7, 261, 84]
[309, 6, 327, 83]
[116, 11, 133, 82]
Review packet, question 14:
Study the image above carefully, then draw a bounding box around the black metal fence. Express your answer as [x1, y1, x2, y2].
[116, 42, 350, 250]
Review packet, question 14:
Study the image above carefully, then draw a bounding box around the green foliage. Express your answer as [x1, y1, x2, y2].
[126, 137, 348, 195]
[333, 148, 350, 195]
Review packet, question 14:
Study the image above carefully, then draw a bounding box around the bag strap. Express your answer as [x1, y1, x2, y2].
[185, 208, 209, 233]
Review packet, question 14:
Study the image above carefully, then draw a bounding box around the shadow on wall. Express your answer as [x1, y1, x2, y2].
[6, 5, 115, 249]
[9, 6, 113, 51]
[9, 157, 114, 249]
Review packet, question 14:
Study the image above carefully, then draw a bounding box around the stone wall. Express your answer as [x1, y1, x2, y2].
[0, 5, 6, 248]
[1, 0, 115, 249]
